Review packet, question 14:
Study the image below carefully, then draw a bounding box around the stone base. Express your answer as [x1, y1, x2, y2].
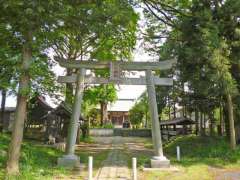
[151, 156, 170, 168]
[57, 154, 80, 169]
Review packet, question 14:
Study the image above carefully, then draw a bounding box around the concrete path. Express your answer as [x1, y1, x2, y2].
[95, 136, 131, 180]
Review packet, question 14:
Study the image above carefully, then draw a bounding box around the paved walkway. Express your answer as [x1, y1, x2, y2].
[95, 136, 131, 180]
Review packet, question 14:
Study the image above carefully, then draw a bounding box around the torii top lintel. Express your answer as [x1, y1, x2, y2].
[55, 57, 176, 71]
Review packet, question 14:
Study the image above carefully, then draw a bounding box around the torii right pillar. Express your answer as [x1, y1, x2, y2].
[146, 69, 170, 168]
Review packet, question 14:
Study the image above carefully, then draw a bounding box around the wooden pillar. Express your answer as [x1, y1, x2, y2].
[146, 70, 163, 157]
[66, 68, 85, 155]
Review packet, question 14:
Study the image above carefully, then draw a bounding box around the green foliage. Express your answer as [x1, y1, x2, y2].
[29, 56, 60, 97]
[92, 123, 114, 129]
[52, 0, 138, 61]
[102, 123, 114, 129]
[52, 1, 139, 115]
[84, 84, 117, 107]
[129, 92, 151, 128]
[129, 104, 144, 127]
[129, 93, 149, 127]
[0, 0, 67, 97]
[143, 0, 240, 124]
[80, 135, 94, 143]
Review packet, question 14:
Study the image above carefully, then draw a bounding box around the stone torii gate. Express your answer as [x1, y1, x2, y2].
[56, 58, 176, 168]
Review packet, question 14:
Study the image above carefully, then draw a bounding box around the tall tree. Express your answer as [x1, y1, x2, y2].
[52, 0, 138, 106]
[0, 0, 68, 174]
[51, 1, 138, 126]
[142, 0, 240, 149]
[84, 84, 117, 125]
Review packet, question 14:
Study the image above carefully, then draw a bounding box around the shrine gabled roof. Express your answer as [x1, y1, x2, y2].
[56, 101, 72, 114]
[36, 96, 53, 110]
[41, 101, 85, 121]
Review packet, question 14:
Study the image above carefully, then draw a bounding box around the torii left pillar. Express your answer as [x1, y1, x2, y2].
[58, 68, 85, 168]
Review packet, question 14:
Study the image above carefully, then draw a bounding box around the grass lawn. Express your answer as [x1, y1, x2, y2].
[0, 133, 68, 180]
[1, 133, 240, 180]
[135, 135, 240, 180]
[0, 133, 108, 180]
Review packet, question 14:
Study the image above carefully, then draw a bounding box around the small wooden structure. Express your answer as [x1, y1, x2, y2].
[42, 102, 85, 142]
[1, 96, 53, 132]
[27, 96, 53, 128]
[160, 117, 195, 141]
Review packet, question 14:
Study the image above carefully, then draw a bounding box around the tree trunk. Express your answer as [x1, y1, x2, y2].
[173, 102, 176, 118]
[219, 103, 224, 136]
[183, 105, 185, 117]
[224, 101, 230, 138]
[145, 109, 148, 128]
[195, 109, 199, 135]
[100, 102, 108, 126]
[226, 93, 236, 150]
[168, 96, 171, 120]
[200, 112, 203, 136]
[76, 126, 81, 144]
[209, 112, 215, 136]
[203, 113, 206, 136]
[65, 69, 74, 105]
[1, 89, 7, 132]
[6, 41, 32, 174]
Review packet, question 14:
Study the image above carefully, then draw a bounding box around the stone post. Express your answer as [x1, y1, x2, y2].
[58, 68, 85, 168]
[176, 146, 180, 161]
[88, 156, 93, 180]
[146, 70, 170, 168]
[132, 157, 137, 180]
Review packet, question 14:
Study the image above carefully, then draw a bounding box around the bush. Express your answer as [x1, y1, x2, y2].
[129, 104, 144, 127]
[92, 123, 114, 129]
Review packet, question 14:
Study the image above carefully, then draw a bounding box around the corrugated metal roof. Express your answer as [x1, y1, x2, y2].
[160, 117, 195, 125]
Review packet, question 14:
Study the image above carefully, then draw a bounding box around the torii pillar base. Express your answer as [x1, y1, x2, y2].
[57, 155, 80, 169]
[151, 156, 170, 168]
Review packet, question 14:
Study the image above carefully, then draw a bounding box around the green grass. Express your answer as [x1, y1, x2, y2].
[0, 134, 109, 180]
[164, 135, 240, 167]
[75, 149, 109, 176]
[140, 135, 240, 180]
[2, 133, 239, 180]
[0, 133, 70, 180]
[80, 136, 94, 143]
